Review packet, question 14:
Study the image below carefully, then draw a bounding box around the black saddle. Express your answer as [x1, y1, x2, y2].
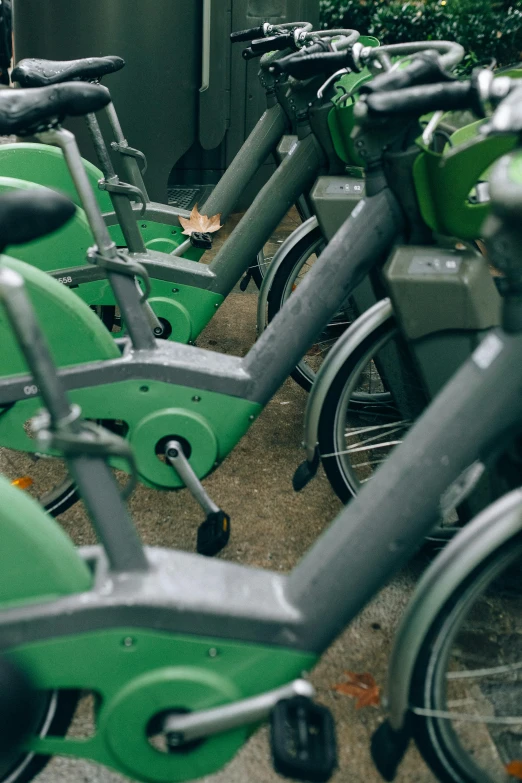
[12, 55, 125, 88]
[0, 82, 111, 135]
[0, 189, 76, 250]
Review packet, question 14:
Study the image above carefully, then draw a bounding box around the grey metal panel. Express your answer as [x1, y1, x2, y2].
[225, 0, 320, 207]
[13, 0, 201, 201]
[199, 0, 232, 150]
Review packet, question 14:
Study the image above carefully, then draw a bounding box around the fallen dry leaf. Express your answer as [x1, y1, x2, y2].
[179, 205, 222, 236]
[506, 760, 522, 779]
[333, 671, 381, 709]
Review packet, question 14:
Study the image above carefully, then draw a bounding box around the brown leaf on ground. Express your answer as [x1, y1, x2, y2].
[506, 760, 522, 778]
[333, 671, 381, 709]
[179, 204, 223, 236]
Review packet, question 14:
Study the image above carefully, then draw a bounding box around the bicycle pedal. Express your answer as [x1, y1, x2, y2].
[190, 231, 213, 250]
[197, 510, 231, 557]
[293, 450, 320, 492]
[240, 270, 252, 291]
[270, 696, 337, 782]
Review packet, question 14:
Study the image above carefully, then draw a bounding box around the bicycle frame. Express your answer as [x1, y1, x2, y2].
[1, 289, 521, 783]
[299, 121, 518, 465]
[0, 186, 402, 491]
[2, 76, 340, 345]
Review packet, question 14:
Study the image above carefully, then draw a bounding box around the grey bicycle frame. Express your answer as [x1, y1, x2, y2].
[0, 185, 404, 410]
[103, 23, 317, 225]
[36, 78, 336, 308]
[0, 272, 520, 672]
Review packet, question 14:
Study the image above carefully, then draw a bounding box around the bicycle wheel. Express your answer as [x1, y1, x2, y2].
[0, 689, 78, 783]
[266, 226, 356, 392]
[410, 532, 522, 782]
[90, 305, 116, 332]
[317, 314, 428, 503]
[0, 446, 79, 517]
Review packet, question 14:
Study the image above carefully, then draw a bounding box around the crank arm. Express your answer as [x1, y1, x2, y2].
[163, 679, 314, 745]
[166, 440, 231, 556]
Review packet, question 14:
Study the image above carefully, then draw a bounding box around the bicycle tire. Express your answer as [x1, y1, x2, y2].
[410, 532, 522, 782]
[265, 226, 354, 392]
[0, 689, 79, 783]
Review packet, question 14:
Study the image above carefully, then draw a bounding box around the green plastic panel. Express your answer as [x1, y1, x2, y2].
[0, 255, 119, 378]
[0, 180, 218, 344]
[0, 144, 202, 257]
[0, 143, 113, 211]
[327, 36, 380, 167]
[11, 628, 317, 782]
[0, 177, 94, 268]
[413, 119, 518, 239]
[108, 219, 190, 254]
[0, 375, 261, 490]
[0, 475, 92, 606]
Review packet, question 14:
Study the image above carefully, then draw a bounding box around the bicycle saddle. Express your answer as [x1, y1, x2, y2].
[12, 55, 125, 87]
[0, 82, 111, 134]
[0, 189, 76, 250]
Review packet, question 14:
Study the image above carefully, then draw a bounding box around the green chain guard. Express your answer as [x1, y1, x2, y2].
[0, 142, 201, 254]
[0, 257, 258, 488]
[7, 628, 317, 782]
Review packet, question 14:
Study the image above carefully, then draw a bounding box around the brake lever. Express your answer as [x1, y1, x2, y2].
[317, 68, 350, 100]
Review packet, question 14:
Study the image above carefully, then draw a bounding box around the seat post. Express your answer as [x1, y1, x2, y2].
[36, 126, 117, 257]
[35, 126, 158, 352]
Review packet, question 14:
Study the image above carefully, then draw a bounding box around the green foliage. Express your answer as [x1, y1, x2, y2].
[320, 0, 522, 70]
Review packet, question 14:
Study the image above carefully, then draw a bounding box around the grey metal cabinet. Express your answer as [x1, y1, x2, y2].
[173, 0, 320, 209]
[13, 0, 320, 206]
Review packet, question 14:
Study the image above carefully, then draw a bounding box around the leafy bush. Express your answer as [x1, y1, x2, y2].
[320, 0, 522, 70]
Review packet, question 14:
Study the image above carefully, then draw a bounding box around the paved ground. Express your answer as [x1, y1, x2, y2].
[32, 212, 439, 783]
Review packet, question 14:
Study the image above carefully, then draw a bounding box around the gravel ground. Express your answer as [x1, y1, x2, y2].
[22, 210, 440, 783]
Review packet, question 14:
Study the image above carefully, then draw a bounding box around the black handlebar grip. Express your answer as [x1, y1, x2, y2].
[365, 80, 474, 118]
[250, 33, 295, 54]
[242, 47, 261, 61]
[360, 52, 455, 95]
[272, 50, 350, 79]
[230, 25, 265, 43]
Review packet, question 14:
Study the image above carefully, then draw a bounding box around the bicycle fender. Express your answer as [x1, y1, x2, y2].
[0, 142, 112, 211]
[386, 488, 522, 733]
[256, 216, 319, 336]
[0, 474, 92, 609]
[301, 297, 394, 463]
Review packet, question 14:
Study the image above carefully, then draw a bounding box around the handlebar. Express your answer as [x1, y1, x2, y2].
[360, 51, 456, 95]
[230, 25, 266, 43]
[250, 33, 296, 55]
[272, 49, 351, 79]
[272, 39, 464, 82]
[363, 80, 478, 119]
[372, 41, 464, 71]
[230, 21, 313, 44]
